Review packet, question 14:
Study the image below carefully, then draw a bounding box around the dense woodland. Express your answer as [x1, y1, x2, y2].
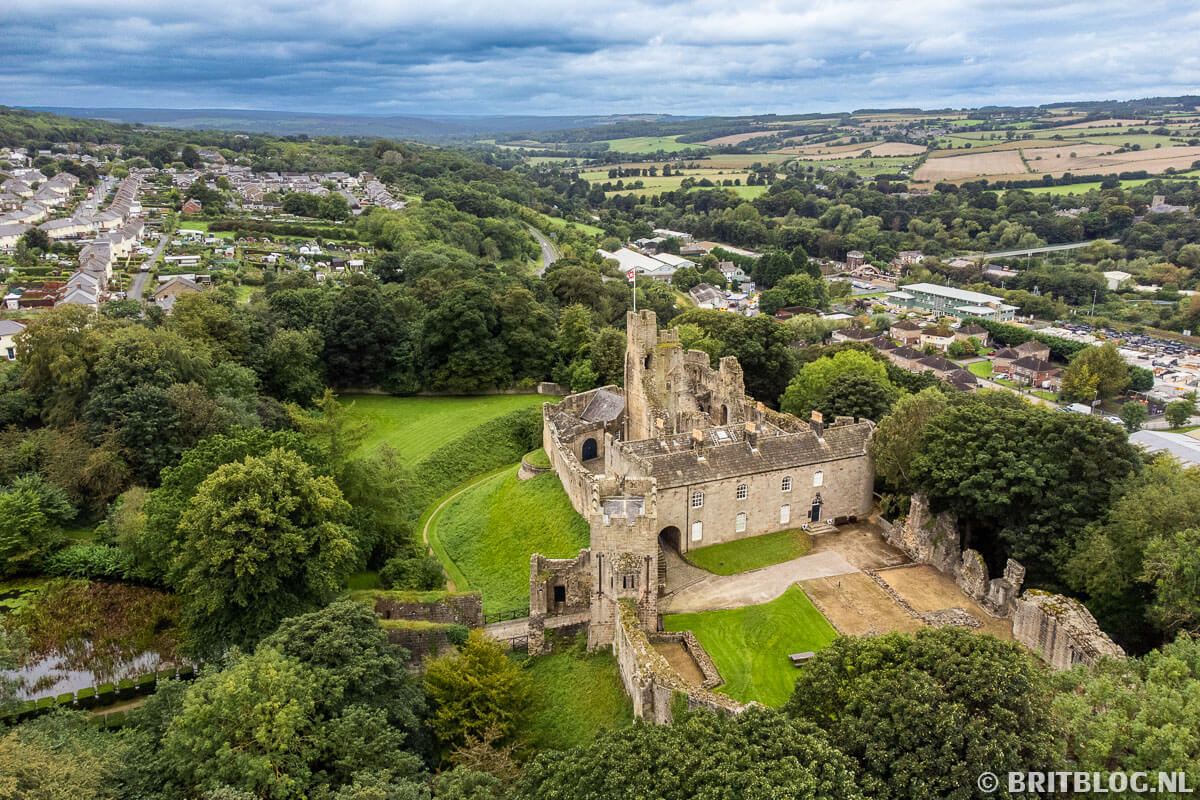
[2, 109, 1200, 798]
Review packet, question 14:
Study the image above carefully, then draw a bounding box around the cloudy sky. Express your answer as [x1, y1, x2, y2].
[2, 0, 1199, 117]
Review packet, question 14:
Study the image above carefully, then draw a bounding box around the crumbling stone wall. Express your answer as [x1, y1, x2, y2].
[1013, 590, 1124, 669]
[648, 631, 724, 689]
[530, 551, 592, 618]
[371, 591, 483, 628]
[384, 623, 461, 665]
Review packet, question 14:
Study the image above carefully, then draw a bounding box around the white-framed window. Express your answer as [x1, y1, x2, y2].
[736, 483, 747, 500]
[781, 476, 792, 492]
[735, 512, 747, 533]
[780, 504, 791, 525]
[813, 470, 824, 488]
[691, 521, 703, 542]
[691, 490, 704, 509]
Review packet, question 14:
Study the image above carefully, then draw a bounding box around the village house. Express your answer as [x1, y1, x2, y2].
[831, 326, 877, 344]
[153, 275, 202, 313]
[1008, 357, 1063, 390]
[0, 319, 25, 361]
[688, 283, 728, 310]
[888, 319, 923, 345]
[955, 323, 989, 347]
[920, 326, 956, 352]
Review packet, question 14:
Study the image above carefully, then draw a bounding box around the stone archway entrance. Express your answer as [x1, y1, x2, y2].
[581, 437, 598, 461]
[659, 526, 682, 553]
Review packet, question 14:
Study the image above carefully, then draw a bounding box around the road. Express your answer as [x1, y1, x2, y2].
[129, 233, 168, 302]
[528, 225, 559, 276]
[960, 239, 1120, 261]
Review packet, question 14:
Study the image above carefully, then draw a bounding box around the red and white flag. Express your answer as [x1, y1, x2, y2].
[627, 269, 636, 283]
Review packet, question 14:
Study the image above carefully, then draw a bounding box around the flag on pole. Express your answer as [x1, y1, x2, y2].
[627, 269, 636, 283]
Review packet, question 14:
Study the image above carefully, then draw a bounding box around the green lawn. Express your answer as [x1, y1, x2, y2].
[663, 585, 837, 707]
[536, 214, 604, 237]
[686, 529, 812, 575]
[342, 394, 552, 463]
[967, 360, 993, 378]
[520, 642, 633, 751]
[431, 467, 589, 613]
[524, 448, 551, 469]
[596, 135, 703, 154]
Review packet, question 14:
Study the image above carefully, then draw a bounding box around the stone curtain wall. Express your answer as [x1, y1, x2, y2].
[371, 591, 484, 628]
[613, 601, 744, 724]
[1013, 591, 1125, 669]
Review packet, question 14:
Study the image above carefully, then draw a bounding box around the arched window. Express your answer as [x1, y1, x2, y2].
[781, 476, 792, 492]
[813, 470, 824, 488]
[691, 490, 704, 509]
[735, 512, 747, 533]
[736, 483, 748, 500]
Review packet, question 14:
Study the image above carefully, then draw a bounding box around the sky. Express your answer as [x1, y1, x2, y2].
[2, 0, 1199, 117]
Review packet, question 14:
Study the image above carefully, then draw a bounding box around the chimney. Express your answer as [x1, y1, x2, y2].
[692, 428, 705, 461]
[810, 409, 824, 439]
[744, 421, 758, 451]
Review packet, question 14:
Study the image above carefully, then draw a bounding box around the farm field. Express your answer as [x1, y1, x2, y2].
[662, 585, 837, 707]
[1013, 173, 1200, 195]
[914, 149, 1028, 181]
[701, 130, 778, 146]
[521, 643, 634, 751]
[596, 135, 703, 154]
[686, 529, 812, 575]
[1030, 145, 1200, 177]
[342, 393, 551, 463]
[430, 467, 589, 613]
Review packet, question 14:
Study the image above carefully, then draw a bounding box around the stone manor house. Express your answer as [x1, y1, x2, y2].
[531, 310, 874, 652]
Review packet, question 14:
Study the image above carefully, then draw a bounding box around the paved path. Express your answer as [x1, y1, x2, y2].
[528, 225, 559, 276]
[961, 238, 1119, 261]
[661, 550, 857, 614]
[129, 233, 168, 302]
[483, 610, 588, 641]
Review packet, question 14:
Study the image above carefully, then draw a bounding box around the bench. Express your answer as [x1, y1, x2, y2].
[788, 651, 815, 667]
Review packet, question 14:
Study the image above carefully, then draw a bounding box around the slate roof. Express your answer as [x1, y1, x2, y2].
[992, 347, 1020, 360]
[1010, 356, 1055, 372]
[917, 356, 956, 373]
[580, 389, 625, 423]
[625, 421, 873, 488]
[891, 320, 922, 331]
[1015, 340, 1050, 355]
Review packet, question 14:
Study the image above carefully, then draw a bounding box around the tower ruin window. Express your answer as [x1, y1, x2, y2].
[620, 572, 639, 590]
[691, 490, 704, 508]
[553, 585, 566, 603]
[736, 483, 747, 500]
[735, 512, 747, 533]
[644, 354, 651, 369]
[813, 470, 824, 488]
[781, 476, 792, 492]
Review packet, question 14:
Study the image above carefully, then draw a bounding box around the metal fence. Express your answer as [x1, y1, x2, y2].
[482, 606, 529, 624]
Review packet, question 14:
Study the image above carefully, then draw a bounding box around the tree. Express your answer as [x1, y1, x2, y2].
[173, 448, 357, 655]
[1142, 528, 1200, 635]
[18, 226, 51, 253]
[670, 265, 702, 291]
[817, 371, 898, 423]
[16, 304, 114, 426]
[180, 145, 201, 168]
[498, 287, 556, 384]
[1165, 399, 1195, 428]
[722, 315, 799, 406]
[1128, 365, 1155, 392]
[324, 283, 409, 390]
[870, 387, 949, 493]
[786, 628, 1058, 800]
[758, 274, 828, 315]
[1119, 401, 1148, 432]
[780, 349, 887, 417]
[0, 713, 130, 800]
[420, 281, 511, 393]
[515, 707, 863, 800]
[424, 630, 532, 754]
[1060, 343, 1129, 403]
[0, 474, 74, 575]
[261, 328, 325, 404]
[910, 403, 1141, 583]
[791, 244, 821, 279]
[752, 248, 798, 288]
[1050, 635, 1200, 783]
[589, 327, 626, 386]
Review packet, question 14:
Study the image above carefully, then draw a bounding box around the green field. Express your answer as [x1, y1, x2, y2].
[536, 213, 605, 237]
[597, 135, 703, 154]
[520, 642, 633, 751]
[431, 467, 589, 613]
[342, 394, 551, 463]
[663, 585, 837, 707]
[685, 529, 812, 575]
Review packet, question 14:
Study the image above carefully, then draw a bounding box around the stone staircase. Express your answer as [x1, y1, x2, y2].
[806, 521, 837, 536]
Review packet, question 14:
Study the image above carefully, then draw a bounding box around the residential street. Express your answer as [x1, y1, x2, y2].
[528, 225, 559, 276]
[128, 232, 167, 302]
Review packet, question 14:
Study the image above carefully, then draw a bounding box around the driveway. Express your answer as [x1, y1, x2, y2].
[660, 550, 857, 614]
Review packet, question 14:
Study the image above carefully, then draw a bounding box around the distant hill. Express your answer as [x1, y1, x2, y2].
[30, 107, 691, 140]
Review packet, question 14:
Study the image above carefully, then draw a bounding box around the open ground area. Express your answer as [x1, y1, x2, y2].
[520, 641, 633, 751]
[430, 467, 589, 613]
[800, 573, 924, 636]
[662, 585, 837, 707]
[343, 394, 550, 463]
[879, 565, 1014, 639]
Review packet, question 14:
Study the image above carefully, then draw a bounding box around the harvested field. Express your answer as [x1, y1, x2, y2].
[866, 141, 928, 156]
[1020, 144, 1114, 162]
[702, 130, 777, 146]
[878, 565, 1013, 639]
[1054, 118, 1153, 129]
[1033, 145, 1200, 177]
[914, 149, 1028, 181]
[801, 573, 923, 636]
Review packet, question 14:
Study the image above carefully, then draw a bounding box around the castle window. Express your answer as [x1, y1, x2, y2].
[621, 572, 639, 590]
[781, 476, 792, 492]
[691, 490, 704, 508]
[691, 521, 703, 542]
[735, 512, 747, 533]
[813, 470, 824, 488]
[736, 483, 747, 500]
[553, 585, 566, 603]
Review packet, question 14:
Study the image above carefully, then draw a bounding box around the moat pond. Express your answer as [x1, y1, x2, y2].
[1, 579, 182, 699]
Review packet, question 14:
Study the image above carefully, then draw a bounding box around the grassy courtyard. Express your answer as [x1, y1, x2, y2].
[663, 585, 837, 707]
[342, 394, 552, 463]
[430, 467, 589, 613]
[685, 529, 812, 575]
[519, 641, 633, 751]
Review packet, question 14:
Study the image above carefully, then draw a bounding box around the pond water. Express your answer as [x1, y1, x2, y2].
[1, 585, 180, 699]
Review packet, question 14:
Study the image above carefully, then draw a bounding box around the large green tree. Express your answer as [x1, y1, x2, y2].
[870, 387, 950, 493]
[1060, 343, 1129, 403]
[787, 627, 1058, 800]
[817, 371, 898, 422]
[780, 349, 887, 417]
[173, 448, 357, 654]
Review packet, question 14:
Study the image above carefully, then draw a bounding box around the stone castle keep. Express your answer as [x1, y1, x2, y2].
[531, 310, 875, 652]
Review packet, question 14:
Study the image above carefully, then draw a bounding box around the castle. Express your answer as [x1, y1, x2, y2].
[530, 310, 875, 650]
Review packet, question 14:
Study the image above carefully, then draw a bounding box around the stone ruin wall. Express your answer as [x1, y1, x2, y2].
[613, 600, 744, 724]
[372, 591, 483, 628]
[885, 495, 1122, 669]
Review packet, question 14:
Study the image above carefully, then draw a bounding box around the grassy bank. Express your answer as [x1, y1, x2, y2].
[520, 641, 633, 751]
[686, 529, 812, 575]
